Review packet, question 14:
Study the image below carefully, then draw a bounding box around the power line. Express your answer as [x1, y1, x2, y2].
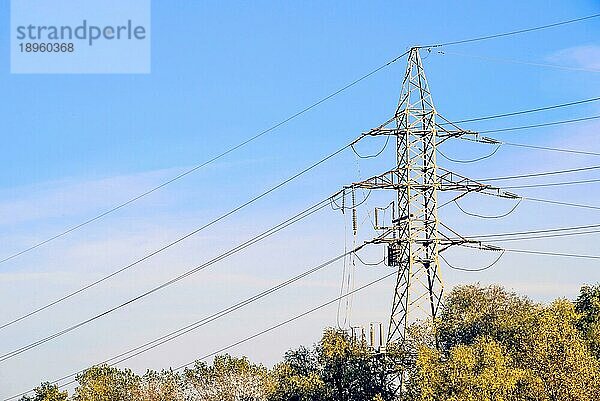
[460, 243, 600, 260]
[440, 250, 505, 272]
[463, 222, 600, 240]
[501, 247, 600, 260]
[498, 141, 600, 157]
[447, 189, 600, 214]
[170, 270, 396, 368]
[460, 192, 600, 213]
[449, 245, 600, 270]
[437, 144, 502, 163]
[8, 70, 596, 353]
[454, 198, 522, 219]
[9, 261, 393, 400]
[523, 196, 600, 211]
[351, 135, 392, 159]
[444, 224, 600, 243]
[501, 178, 600, 190]
[479, 228, 600, 243]
[478, 115, 600, 134]
[7, 245, 367, 400]
[441, 96, 600, 125]
[478, 164, 600, 182]
[0, 50, 412, 267]
[436, 50, 600, 73]
[0, 191, 345, 361]
[0, 142, 352, 332]
[421, 13, 600, 48]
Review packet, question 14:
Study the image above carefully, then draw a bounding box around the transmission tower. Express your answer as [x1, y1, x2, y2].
[348, 47, 517, 352]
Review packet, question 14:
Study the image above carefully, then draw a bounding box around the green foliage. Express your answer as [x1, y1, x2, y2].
[575, 283, 600, 359]
[415, 338, 541, 401]
[268, 329, 395, 401]
[317, 328, 393, 401]
[269, 363, 326, 401]
[437, 284, 537, 355]
[73, 365, 140, 401]
[519, 299, 600, 400]
[136, 369, 184, 401]
[184, 354, 270, 401]
[24, 283, 600, 401]
[268, 346, 326, 401]
[416, 285, 600, 401]
[19, 382, 68, 401]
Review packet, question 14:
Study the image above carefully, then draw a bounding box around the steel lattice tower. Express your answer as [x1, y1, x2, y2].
[387, 48, 442, 344]
[348, 47, 516, 352]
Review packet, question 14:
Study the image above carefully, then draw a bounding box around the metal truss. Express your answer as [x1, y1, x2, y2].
[346, 47, 515, 355]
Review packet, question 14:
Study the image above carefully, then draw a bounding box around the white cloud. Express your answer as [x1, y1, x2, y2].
[547, 44, 600, 71]
[0, 167, 182, 226]
[0, 271, 70, 284]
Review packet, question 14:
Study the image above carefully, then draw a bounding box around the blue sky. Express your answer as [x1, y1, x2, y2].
[0, 0, 599, 397]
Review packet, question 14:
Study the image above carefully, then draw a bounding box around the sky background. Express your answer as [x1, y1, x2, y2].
[1, 0, 600, 397]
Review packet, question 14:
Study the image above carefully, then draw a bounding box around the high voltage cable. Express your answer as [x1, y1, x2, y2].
[478, 115, 600, 134]
[0, 50, 412, 267]
[454, 198, 522, 219]
[456, 193, 600, 213]
[480, 229, 600, 243]
[441, 96, 600, 125]
[13, 102, 597, 330]
[6, 245, 367, 400]
[464, 222, 600, 240]
[447, 191, 600, 215]
[437, 50, 600, 73]
[460, 244, 600, 261]
[437, 144, 502, 163]
[446, 224, 600, 243]
[168, 270, 394, 369]
[441, 250, 506, 272]
[0, 143, 352, 332]
[420, 13, 600, 48]
[499, 141, 600, 157]
[500, 247, 600, 260]
[446, 245, 600, 272]
[501, 178, 600, 189]
[523, 196, 600, 211]
[0, 191, 345, 360]
[479, 164, 600, 182]
[10, 262, 393, 400]
[9, 135, 597, 334]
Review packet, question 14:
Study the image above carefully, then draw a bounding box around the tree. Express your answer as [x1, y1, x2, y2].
[73, 365, 140, 401]
[416, 285, 600, 401]
[269, 363, 326, 401]
[269, 329, 395, 401]
[268, 346, 326, 401]
[519, 299, 600, 400]
[437, 284, 537, 356]
[135, 369, 184, 401]
[575, 284, 600, 360]
[22, 283, 600, 401]
[414, 337, 540, 401]
[18, 383, 68, 401]
[316, 329, 393, 401]
[184, 354, 271, 401]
